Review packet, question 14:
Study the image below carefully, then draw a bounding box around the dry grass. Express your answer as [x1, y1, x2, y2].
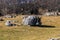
[0, 15, 60, 40]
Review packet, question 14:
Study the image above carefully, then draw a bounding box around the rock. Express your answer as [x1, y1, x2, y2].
[5, 20, 12, 26]
[22, 15, 41, 26]
[49, 38, 60, 40]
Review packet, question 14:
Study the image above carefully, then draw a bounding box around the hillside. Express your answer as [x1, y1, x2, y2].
[0, 15, 60, 40]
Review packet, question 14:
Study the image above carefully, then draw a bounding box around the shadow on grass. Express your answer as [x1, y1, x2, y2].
[30, 25, 55, 28]
[39, 25, 55, 28]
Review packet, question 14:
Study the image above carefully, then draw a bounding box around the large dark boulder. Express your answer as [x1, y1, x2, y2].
[28, 16, 41, 26]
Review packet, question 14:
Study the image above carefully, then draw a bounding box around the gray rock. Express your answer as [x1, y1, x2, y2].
[5, 20, 12, 26]
[22, 15, 41, 26]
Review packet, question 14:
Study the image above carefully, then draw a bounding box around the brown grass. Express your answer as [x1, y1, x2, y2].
[0, 15, 60, 40]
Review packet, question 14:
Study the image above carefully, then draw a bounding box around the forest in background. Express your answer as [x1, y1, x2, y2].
[0, 0, 60, 15]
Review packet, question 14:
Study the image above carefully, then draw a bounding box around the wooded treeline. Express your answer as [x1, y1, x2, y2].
[0, 0, 60, 15]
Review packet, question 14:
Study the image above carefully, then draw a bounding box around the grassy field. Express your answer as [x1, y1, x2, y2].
[0, 15, 60, 40]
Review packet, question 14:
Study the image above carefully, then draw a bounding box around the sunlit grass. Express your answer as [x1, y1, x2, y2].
[0, 15, 60, 40]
